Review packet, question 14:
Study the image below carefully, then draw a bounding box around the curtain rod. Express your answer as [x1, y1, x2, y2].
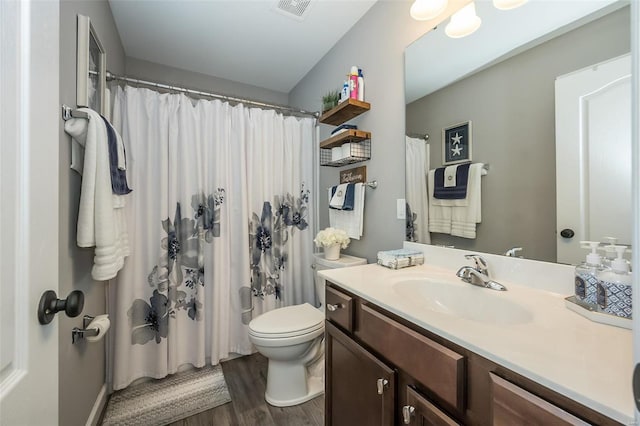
[105, 71, 319, 119]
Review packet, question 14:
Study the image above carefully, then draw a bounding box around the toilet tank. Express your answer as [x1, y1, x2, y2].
[312, 253, 367, 308]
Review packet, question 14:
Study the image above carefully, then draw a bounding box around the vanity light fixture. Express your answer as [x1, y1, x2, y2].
[410, 0, 448, 21]
[445, 2, 481, 38]
[492, 0, 528, 10]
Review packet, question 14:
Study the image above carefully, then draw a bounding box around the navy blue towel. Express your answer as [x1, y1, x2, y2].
[101, 115, 132, 195]
[329, 183, 355, 210]
[433, 163, 471, 199]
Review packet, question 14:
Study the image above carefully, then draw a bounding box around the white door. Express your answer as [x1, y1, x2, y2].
[555, 54, 632, 265]
[0, 1, 60, 424]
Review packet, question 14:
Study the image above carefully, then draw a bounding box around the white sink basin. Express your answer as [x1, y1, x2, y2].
[392, 278, 533, 325]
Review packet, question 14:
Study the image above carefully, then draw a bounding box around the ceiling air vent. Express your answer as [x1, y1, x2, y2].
[274, 0, 312, 21]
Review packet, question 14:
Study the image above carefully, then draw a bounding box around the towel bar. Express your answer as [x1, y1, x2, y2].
[61, 104, 90, 121]
[327, 180, 377, 190]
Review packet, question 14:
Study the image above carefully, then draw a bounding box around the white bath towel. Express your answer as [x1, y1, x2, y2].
[64, 108, 130, 280]
[427, 170, 452, 234]
[451, 163, 482, 238]
[428, 163, 482, 238]
[329, 183, 365, 239]
[329, 184, 348, 209]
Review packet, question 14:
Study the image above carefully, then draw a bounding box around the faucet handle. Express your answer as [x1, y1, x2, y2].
[464, 254, 489, 275]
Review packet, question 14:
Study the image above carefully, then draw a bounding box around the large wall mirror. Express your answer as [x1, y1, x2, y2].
[77, 14, 106, 114]
[405, 0, 631, 265]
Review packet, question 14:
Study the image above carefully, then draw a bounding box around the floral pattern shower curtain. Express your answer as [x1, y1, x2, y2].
[108, 86, 315, 390]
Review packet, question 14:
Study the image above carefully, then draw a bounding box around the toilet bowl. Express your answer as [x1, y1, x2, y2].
[248, 253, 367, 407]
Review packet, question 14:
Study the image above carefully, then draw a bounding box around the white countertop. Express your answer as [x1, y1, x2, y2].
[319, 263, 634, 425]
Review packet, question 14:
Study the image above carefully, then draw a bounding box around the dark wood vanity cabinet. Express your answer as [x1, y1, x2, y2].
[325, 282, 622, 426]
[326, 321, 395, 426]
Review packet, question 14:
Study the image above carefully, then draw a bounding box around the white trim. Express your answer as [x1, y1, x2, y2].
[631, 0, 640, 422]
[85, 384, 108, 426]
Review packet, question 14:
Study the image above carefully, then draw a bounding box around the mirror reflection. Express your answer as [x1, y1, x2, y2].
[405, 1, 631, 264]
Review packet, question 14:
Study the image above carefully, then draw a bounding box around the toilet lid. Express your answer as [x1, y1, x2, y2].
[249, 303, 324, 337]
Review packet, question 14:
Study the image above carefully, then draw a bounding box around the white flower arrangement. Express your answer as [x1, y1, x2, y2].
[314, 227, 350, 249]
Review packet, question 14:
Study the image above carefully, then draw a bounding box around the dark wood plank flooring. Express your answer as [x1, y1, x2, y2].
[168, 353, 324, 426]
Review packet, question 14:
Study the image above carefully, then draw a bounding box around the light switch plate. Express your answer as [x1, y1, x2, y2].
[397, 198, 406, 219]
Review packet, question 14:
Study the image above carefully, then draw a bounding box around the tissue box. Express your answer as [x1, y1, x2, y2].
[377, 249, 424, 270]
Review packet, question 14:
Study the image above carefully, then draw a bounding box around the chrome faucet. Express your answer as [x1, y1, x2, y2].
[456, 254, 507, 291]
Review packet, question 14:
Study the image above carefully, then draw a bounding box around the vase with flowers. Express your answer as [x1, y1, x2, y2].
[314, 227, 350, 260]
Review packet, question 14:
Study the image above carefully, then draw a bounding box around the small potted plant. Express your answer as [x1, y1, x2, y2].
[314, 227, 350, 260]
[322, 90, 340, 113]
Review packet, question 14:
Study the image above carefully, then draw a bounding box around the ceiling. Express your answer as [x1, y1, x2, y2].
[109, 0, 377, 94]
[404, 0, 622, 104]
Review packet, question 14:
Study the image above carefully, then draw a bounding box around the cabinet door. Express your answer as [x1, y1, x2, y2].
[326, 321, 395, 426]
[490, 373, 590, 426]
[401, 386, 461, 426]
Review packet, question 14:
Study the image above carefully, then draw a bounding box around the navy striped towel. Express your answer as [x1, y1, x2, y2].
[433, 163, 470, 199]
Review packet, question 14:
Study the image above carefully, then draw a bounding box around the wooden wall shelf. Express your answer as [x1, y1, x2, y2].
[319, 99, 371, 126]
[320, 129, 371, 149]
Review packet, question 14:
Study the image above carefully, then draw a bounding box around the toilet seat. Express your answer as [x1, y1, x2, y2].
[248, 303, 324, 339]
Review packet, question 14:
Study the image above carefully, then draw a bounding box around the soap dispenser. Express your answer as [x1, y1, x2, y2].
[596, 245, 632, 318]
[574, 241, 606, 306]
[600, 236, 618, 268]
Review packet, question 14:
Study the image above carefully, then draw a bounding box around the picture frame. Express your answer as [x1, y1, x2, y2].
[76, 15, 107, 114]
[442, 121, 472, 165]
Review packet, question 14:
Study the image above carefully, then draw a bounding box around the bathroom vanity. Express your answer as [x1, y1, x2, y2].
[320, 257, 633, 426]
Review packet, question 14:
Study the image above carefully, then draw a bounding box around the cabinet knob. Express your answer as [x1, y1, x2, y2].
[376, 378, 389, 395]
[402, 405, 416, 424]
[327, 303, 342, 312]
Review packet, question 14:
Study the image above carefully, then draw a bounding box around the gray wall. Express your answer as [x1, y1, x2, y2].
[59, 1, 125, 425]
[289, 1, 430, 263]
[406, 7, 630, 262]
[125, 57, 289, 106]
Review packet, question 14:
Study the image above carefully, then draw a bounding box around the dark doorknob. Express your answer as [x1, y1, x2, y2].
[37, 290, 84, 325]
[560, 228, 575, 239]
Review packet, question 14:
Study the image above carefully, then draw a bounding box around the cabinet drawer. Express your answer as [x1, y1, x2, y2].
[326, 285, 354, 332]
[402, 386, 460, 426]
[490, 373, 589, 426]
[356, 302, 465, 413]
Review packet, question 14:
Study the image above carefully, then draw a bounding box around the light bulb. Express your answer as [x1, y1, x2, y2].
[492, 0, 528, 10]
[445, 2, 481, 39]
[410, 0, 448, 21]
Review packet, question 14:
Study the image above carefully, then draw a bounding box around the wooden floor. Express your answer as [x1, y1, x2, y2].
[168, 353, 325, 426]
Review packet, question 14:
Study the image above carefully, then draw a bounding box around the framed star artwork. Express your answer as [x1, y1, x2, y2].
[442, 121, 472, 165]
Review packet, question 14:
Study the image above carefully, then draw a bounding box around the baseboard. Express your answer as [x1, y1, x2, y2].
[85, 383, 108, 426]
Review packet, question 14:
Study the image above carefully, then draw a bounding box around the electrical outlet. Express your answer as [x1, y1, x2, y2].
[397, 199, 406, 220]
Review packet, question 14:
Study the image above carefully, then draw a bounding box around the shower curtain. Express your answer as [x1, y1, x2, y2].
[108, 86, 315, 390]
[405, 136, 430, 243]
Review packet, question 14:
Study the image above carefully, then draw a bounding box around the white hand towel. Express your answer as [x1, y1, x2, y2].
[443, 165, 458, 188]
[330, 184, 348, 209]
[427, 170, 452, 234]
[329, 183, 365, 239]
[451, 163, 483, 239]
[65, 108, 130, 281]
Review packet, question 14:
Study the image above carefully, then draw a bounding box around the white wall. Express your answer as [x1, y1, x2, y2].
[126, 57, 289, 106]
[289, 1, 431, 262]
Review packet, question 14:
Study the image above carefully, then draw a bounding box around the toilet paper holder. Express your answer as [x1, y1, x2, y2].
[71, 315, 101, 344]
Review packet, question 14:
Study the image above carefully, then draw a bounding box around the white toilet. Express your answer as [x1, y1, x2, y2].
[248, 252, 367, 407]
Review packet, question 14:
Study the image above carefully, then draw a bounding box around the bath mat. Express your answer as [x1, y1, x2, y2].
[101, 364, 231, 426]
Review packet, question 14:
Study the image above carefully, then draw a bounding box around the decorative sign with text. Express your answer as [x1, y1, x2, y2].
[340, 166, 367, 184]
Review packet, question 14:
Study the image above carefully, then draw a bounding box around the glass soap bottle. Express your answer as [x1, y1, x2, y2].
[574, 241, 606, 307]
[596, 245, 632, 319]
